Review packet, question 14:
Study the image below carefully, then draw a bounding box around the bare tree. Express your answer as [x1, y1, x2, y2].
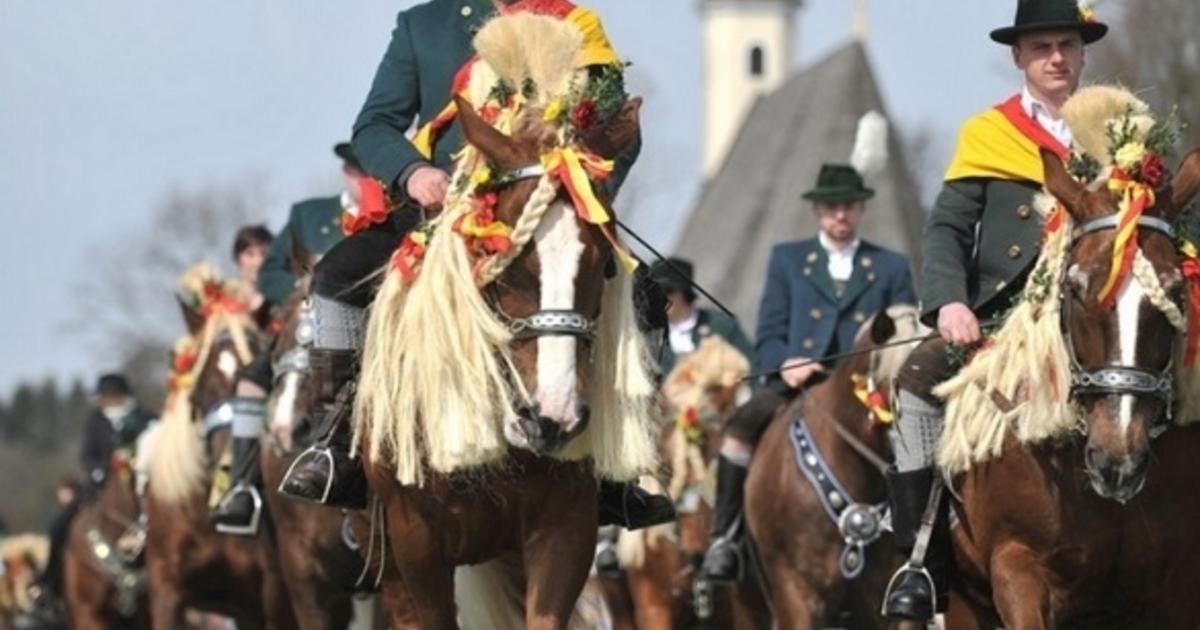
[70, 180, 269, 406]
[1091, 0, 1200, 152]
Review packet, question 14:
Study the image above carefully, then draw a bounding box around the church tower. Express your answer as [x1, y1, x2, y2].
[700, 0, 803, 178]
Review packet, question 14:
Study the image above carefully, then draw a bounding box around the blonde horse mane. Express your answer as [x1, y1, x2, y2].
[859, 303, 927, 385]
[150, 266, 257, 504]
[354, 14, 657, 486]
[935, 85, 1200, 474]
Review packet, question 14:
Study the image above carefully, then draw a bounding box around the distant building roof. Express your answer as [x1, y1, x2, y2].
[674, 41, 924, 330]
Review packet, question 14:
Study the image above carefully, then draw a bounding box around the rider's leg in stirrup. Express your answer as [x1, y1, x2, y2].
[279, 293, 366, 508]
[882, 342, 953, 621]
[212, 377, 268, 534]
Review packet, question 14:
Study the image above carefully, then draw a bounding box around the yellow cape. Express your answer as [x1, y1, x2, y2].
[943, 108, 1046, 184]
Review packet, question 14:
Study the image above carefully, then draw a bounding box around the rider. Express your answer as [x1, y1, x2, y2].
[881, 0, 1108, 621]
[276, 0, 675, 530]
[211, 145, 363, 533]
[31, 374, 153, 613]
[652, 257, 754, 376]
[701, 163, 916, 582]
[232, 224, 273, 326]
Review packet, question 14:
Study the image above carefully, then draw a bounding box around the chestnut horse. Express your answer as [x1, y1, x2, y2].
[143, 295, 293, 629]
[62, 448, 151, 629]
[353, 17, 656, 629]
[744, 305, 926, 629]
[599, 336, 755, 629]
[942, 136, 1200, 625]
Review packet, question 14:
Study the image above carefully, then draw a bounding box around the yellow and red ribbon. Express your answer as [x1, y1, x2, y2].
[851, 373, 894, 425]
[342, 178, 392, 236]
[541, 147, 638, 272]
[1180, 240, 1200, 368]
[1096, 169, 1156, 310]
[677, 407, 703, 444]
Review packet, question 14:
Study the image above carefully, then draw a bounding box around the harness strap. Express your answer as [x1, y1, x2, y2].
[508, 309, 597, 340]
[1072, 214, 1175, 243]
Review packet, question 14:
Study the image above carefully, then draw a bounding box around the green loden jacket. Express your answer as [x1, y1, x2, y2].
[658, 308, 754, 376]
[351, 0, 639, 200]
[258, 196, 344, 306]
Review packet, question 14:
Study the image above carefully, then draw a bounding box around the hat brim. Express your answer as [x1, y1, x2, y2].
[990, 21, 1108, 45]
[802, 187, 875, 203]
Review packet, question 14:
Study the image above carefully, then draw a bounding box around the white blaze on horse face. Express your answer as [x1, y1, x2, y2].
[1115, 277, 1145, 435]
[533, 201, 584, 424]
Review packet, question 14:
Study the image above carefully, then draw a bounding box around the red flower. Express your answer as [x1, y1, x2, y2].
[173, 352, 197, 375]
[571, 99, 599, 132]
[1140, 153, 1167, 188]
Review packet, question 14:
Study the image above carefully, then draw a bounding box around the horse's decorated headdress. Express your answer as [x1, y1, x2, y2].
[354, 12, 657, 486]
[936, 86, 1200, 474]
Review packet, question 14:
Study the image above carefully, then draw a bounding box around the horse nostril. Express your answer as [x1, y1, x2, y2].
[1084, 443, 1102, 469]
[575, 402, 591, 427]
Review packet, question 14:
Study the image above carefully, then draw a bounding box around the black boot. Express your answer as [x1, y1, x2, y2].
[882, 467, 949, 621]
[700, 456, 748, 582]
[211, 435, 264, 535]
[278, 348, 367, 509]
[597, 480, 676, 530]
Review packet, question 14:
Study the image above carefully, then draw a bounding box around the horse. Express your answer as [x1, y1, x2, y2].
[934, 87, 1200, 628]
[0, 534, 48, 628]
[258, 240, 372, 630]
[143, 273, 294, 630]
[352, 14, 657, 629]
[597, 336, 753, 629]
[61, 446, 151, 629]
[743, 305, 927, 629]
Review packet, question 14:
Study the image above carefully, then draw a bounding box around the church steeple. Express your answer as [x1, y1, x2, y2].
[700, 0, 803, 178]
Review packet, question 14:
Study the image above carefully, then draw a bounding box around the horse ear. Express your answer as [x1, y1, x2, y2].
[1171, 150, 1200, 214]
[289, 228, 314, 278]
[582, 97, 643, 160]
[177, 296, 205, 336]
[1042, 149, 1084, 213]
[453, 95, 522, 169]
[869, 309, 897, 345]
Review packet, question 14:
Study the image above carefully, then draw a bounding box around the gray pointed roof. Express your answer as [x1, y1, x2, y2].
[674, 41, 924, 331]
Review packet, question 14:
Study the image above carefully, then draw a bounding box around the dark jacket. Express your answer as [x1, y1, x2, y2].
[80, 406, 153, 487]
[920, 178, 1041, 325]
[351, 0, 639, 198]
[658, 308, 753, 376]
[755, 238, 916, 377]
[258, 196, 345, 306]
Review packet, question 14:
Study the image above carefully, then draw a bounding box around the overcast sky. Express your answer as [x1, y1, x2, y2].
[0, 0, 1026, 393]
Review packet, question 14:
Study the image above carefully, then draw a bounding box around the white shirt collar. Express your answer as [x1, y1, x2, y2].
[668, 308, 700, 354]
[818, 232, 860, 282]
[340, 191, 359, 217]
[1021, 85, 1073, 148]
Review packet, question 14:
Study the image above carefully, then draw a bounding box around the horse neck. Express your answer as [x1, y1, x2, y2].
[801, 362, 890, 498]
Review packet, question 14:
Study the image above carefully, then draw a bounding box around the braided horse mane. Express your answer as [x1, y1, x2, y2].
[353, 13, 658, 486]
[935, 86, 1200, 474]
[149, 263, 258, 504]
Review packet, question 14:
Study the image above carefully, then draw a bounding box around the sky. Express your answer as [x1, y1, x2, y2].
[0, 0, 1022, 394]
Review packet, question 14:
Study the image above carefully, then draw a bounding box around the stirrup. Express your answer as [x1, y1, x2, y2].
[881, 562, 937, 617]
[701, 534, 745, 582]
[214, 483, 263, 536]
[278, 444, 336, 504]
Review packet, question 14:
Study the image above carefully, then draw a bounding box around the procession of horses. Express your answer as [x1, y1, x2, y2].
[5, 0, 1200, 629]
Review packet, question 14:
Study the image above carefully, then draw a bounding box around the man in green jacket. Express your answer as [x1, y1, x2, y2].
[881, 0, 1108, 621]
[278, 0, 672, 531]
[651, 258, 753, 376]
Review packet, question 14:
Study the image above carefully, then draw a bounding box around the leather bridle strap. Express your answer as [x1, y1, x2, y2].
[507, 309, 597, 340]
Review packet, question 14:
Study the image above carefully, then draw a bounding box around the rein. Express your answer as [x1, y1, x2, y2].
[1061, 214, 1180, 418]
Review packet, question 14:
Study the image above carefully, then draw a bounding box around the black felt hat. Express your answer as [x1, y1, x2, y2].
[990, 0, 1108, 45]
[650, 258, 697, 301]
[802, 164, 874, 203]
[95, 373, 132, 397]
[333, 142, 364, 172]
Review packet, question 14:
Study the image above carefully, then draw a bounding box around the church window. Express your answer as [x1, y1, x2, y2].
[749, 45, 765, 77]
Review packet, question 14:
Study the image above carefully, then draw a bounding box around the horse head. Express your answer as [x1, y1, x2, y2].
[1046, 147, 1200, 502]
[453, 91, 643, 454]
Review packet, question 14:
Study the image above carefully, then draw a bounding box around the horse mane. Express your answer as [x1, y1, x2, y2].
[935, 85, 1200, 474]
[354, 13, 657, 486]
[150, 269, 257, 504]
[0, 534, 49, 572]
[859, 303, 927, 385]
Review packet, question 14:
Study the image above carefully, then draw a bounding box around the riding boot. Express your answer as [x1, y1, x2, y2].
[278, 347, 367, 509]
[597, 479, 676, 530]
[211, 441, 265, 535]
[700, 456, 749, 582]
[882, 466, 949, 621]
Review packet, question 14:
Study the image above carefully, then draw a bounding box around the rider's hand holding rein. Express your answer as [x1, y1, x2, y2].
[780, 357, 825, 389]
[406, 165, 450, 208]
[937, 301, 981, 346]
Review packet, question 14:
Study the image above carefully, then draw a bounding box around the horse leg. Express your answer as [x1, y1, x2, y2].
[768, 570, 828, 630]
[147, 584, 185, 630]
[991, 543, 1053, 630]
[522, 492, 597, 630]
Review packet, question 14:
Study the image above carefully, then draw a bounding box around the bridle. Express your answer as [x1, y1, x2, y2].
[487, 161, 600, 342]
[1060, 213, 1179, 423]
